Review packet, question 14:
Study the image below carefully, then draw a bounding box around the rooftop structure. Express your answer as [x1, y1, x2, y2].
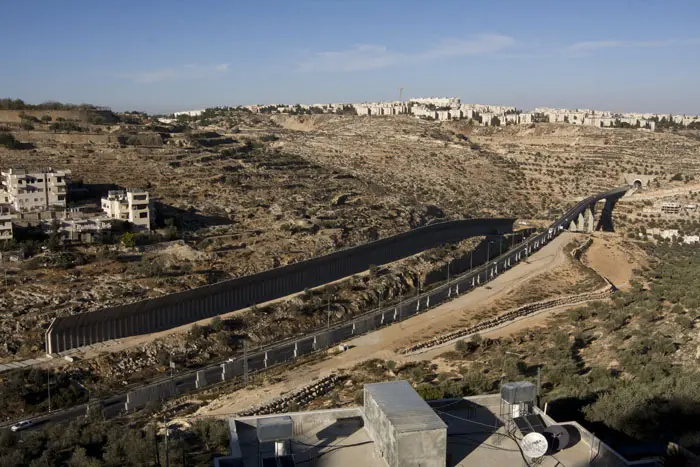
[101, 188, 151, 231]
[215, 381, 661, 467]
[364, 381, 447, 467]
[0, 167, 70, 212]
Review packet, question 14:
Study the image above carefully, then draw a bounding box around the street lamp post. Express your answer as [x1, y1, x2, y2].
[327, 295, 331, 329]
[47, 371, 51, 413]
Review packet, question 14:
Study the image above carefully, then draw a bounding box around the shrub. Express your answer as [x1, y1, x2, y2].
[211, 316, 224, 332]
[120, 232, 136, 248]
[0, 132, 20, 149]
[354, 389, 364, 405]
[415, 383, 446, 400]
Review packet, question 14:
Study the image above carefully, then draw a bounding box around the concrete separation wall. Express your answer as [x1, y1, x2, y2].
[125, 379, 177, 411]
[46, 218, 515, 353]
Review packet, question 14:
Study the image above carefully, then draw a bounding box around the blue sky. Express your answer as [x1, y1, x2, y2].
[2, 0, 699, 114]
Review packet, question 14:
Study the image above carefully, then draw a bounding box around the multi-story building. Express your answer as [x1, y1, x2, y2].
[0, 167, 70, 212]
[0, 209, 12, 241]
[101, 189, 151, 231]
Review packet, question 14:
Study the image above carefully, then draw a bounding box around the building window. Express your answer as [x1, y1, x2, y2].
[139, 212, 148, 218]
[57, 177, 62, 183]
[58, 195, 65, 201]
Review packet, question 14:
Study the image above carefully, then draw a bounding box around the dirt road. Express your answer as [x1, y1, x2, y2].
[194, 232, 582, 417]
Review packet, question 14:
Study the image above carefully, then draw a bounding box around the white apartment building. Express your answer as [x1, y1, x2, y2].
[1, 167, 70, 212]
[101, 189, 151, 231]
[0, 210, 12, 241]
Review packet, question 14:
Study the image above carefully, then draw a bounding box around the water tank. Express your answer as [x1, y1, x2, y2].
[500, 381, 536, 404]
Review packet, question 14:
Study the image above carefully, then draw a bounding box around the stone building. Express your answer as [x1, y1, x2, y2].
[0, 167, 70, 212]
[101, 189, 151, 231]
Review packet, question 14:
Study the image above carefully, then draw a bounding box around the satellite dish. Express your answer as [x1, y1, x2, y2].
[521, 432, 549, 458]
[544, 424, 572, 452]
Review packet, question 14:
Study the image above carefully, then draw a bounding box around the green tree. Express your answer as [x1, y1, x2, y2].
[120, 232, 136, 248]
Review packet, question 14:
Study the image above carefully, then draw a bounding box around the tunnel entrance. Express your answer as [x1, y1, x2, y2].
[633, 179, 643, 190]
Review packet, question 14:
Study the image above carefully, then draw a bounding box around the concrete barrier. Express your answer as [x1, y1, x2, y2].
[46, 218, 516, 353]
[195, 370, 208, 389]
[125, 379, 177, 411]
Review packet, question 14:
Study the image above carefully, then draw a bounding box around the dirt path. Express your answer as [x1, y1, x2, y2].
[194, 232, 580, 417]
[582, 232, 644, 289]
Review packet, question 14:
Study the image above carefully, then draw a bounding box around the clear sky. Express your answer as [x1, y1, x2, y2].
[2, 0, 699, 114]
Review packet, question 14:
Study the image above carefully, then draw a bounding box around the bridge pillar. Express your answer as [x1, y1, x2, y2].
[294, 342, 298, 358]
[455, 284, 459, 295]
[596, 197, 621, 232]
[577, 212, 586, 231]
[569, 220, 577, 232]
[585, 207, 595, 232]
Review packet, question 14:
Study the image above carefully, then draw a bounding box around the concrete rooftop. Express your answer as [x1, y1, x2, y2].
[223, 394, 611, 467]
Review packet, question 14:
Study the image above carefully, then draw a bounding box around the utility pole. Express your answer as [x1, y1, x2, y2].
[154, 427, 161, 467]
[243, 339, 248, 387]
[164, 416, 170, 467]
[536, 367, 542, 408]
